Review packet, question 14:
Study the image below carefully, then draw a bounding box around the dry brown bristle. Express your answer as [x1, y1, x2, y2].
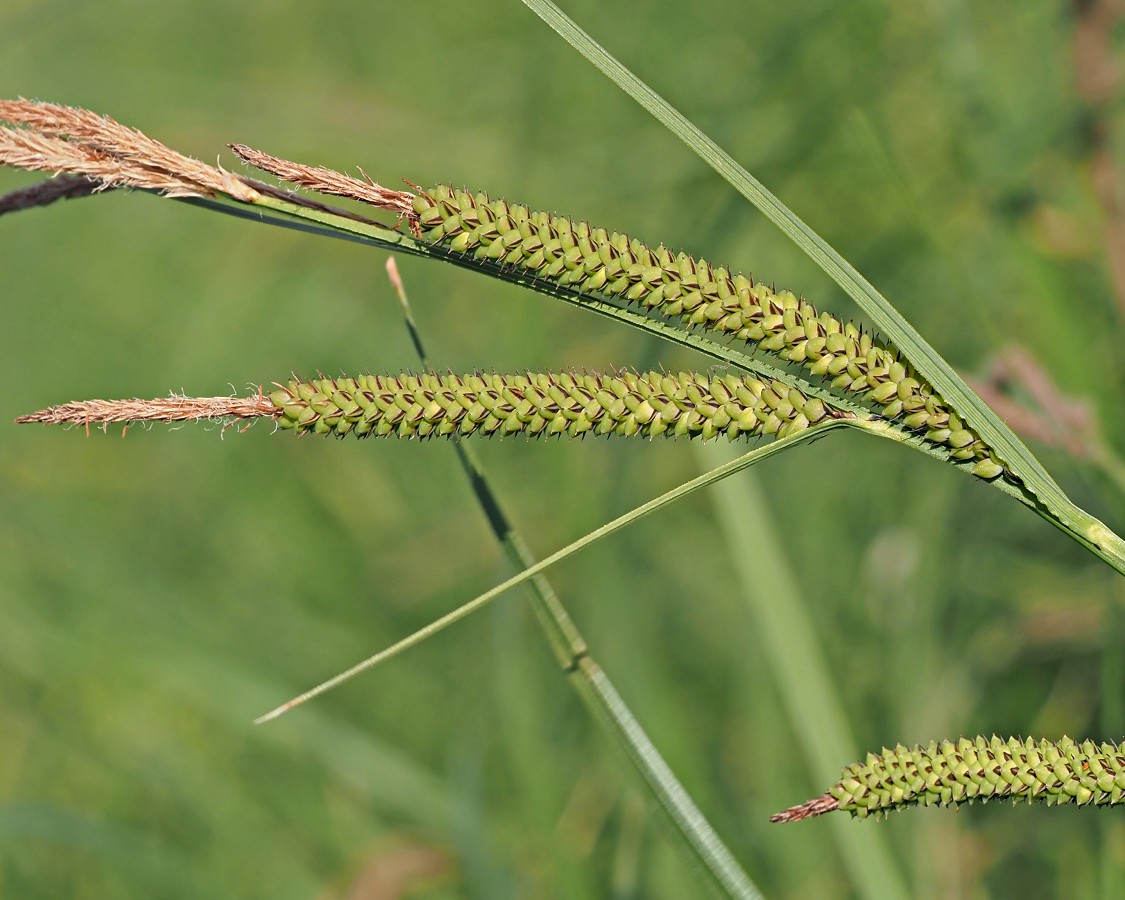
[769, 794, 838, 823]
[0, 99, 258, 201]
[229, 143, 414, 217]
[16, 394, 278, 427]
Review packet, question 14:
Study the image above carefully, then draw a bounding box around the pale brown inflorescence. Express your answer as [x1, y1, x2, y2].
[15, 394, 277, 427]
[229, 143, 415, 219]
[0, 99, 258, 201]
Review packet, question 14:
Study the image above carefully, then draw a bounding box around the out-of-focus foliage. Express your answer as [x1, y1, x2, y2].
[2, 1, 1123, 897]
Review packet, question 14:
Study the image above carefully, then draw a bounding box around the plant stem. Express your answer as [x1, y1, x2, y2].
[697, 443, 910, 900]
[384, 259, 763, 898]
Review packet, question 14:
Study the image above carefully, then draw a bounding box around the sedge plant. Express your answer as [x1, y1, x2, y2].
[3, 2, 1124, 895]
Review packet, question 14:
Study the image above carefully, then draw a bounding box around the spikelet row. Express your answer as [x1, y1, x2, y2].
[833, 735, 1125, 817]
[411, 185, 1006, 480]
[269, 371, 831, 442]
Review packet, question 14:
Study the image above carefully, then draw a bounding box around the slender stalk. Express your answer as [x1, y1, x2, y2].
[384, 258, 763, 898]
[384, 255, 584, 669]
[253, 419, 853, 724]
[698, 442, 910, 899]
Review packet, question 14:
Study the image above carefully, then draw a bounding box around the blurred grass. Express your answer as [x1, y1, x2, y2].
[2, 1, 1124, 897]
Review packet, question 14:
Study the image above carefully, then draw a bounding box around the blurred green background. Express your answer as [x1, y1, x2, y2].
[3, 1, 1125, 897]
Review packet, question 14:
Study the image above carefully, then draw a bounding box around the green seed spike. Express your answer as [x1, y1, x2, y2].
[411, 185, 1007, 479]
[270, 370, 834, 443]
[771, 735, 1125, 822]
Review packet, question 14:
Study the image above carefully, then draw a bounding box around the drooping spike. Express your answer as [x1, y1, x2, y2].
[411, 186, 1005, 479]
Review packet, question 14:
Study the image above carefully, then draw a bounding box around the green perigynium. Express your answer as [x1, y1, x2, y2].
[411, 185, 1007, 480]
[830, 735, 1125, 818]
[269, 370, 831, 441]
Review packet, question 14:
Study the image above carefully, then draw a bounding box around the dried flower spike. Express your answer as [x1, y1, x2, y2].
[229, 143, 414, 219]
[771, 735, 1125, 822]
[15, 394, 275, 427]
[410, 185, 1006, 480]
[0, 99, 257, 201]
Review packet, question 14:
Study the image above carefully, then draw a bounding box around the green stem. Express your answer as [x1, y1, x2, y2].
[391, 280, 765, 896]
[698, 442, 910, 899]
[254, 420, 851, 723]
[850, 419, 1125, 576]
[465, 483, 763, 899]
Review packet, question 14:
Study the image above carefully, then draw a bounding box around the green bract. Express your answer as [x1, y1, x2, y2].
[833, 735, 1125, 818]
[270, 371, 830, 442]
[411, 185, 1006, 480]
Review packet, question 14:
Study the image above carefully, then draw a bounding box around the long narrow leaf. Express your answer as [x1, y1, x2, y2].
[255, 419, 853, 723]
[386, 259, 763, 898]
[516, 0, 1125, 573]
[697, 442, 909, 900]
